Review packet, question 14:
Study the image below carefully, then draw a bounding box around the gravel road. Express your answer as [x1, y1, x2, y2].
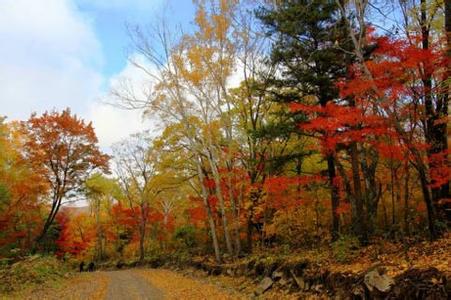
[105, 270, 164, 300]
[15, 268, 240, 300]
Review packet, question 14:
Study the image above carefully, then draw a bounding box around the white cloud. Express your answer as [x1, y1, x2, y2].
[88, 55, 159, 151]
[0, 0, 103, 119]
[87, 103, 149, 150]
[75, 0, 163, 11]
[0, 0, 159, 152]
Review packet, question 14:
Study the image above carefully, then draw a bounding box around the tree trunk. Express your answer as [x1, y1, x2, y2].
[138, 204, 147, 262]
[337, 0, 441, 238]
[395, 171, 402, 228]
[391, 168, 396, 227]
[36, 194, 62, 245]
[382, 194, 388, 231]
[420, 0, 449, 225]
[418, 168, 437, 239]
[197, 160, 221, 263]
[139, 224, 145, 262]
[359, 147, 380, 236]
[246, 220, 253, 253]
[350, 142, 368, 244]
[206, 150, 234, 256]
[443, 0, 451, 223]
[327, 155, 340, 241]
[227, 171, 241, 256]
[95, 197, 102, 261]
[404, 163, 411, 236]
[246, 186, 262, 253]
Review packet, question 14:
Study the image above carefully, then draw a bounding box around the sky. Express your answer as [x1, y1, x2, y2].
[0, 0, 196, 151]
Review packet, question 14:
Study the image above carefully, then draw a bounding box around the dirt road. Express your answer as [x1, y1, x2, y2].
[19, 268, 241, 300]
[105, 270, 164, 300]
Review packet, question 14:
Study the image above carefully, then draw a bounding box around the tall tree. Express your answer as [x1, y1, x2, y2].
[153, 121, 223, 262]
[257, 0, 353, 241]
[417, 0, 449, 224]
[113, 133, 177, 261]
[443, 0, 450, 223]
[23, 109, 109, 245]
[0, 119, 48, 254]
[336, 0, 449, 238]
[85, 173, 121, 261]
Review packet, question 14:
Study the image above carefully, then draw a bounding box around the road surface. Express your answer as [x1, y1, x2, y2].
[22, 268, 241, 300]
[105, 270, 164, 300]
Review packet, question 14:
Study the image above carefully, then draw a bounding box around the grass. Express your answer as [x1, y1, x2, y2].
[0, 255, 72, 295]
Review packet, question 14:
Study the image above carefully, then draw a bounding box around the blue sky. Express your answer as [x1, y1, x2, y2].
[75, 0, 195, 80]
[0, 0, 196, 150]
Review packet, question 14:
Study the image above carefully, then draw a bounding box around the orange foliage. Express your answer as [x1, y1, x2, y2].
[55, 211, 94, 258]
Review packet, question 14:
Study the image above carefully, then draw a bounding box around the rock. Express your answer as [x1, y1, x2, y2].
[290, 270, 306, 290]
[296, 277, 306, 290]
[364, 268, 394, 293]
[278, 277, 290, 287]
[255, 277, 273, 295]
[352, 285, 366, 297]
[314, 284, 324, 292]
[272, 270, 284, 280]
[292, 261, 308, 276]
[389, 267, 448, 299]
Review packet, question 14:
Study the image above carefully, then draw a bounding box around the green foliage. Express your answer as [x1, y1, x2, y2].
[38, 221, 62, 254]
[331, 235, 360, 263]
[257, 0, 352, 104]
[254, 0, 354, 176]
[0, 184, 10, 209]
[85, 173, 122, 200]
[0, 255, 70, 294]
[173, 225, 197, 249]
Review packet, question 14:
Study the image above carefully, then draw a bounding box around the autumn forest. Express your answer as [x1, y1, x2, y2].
[0, 0, 450, 299]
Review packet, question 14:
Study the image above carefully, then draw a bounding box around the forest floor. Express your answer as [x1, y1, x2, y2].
[2, 234, 449, 299]
[9, 268, 244, 300]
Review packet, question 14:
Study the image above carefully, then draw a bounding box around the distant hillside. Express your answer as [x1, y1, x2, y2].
[61, 206, 90, 217]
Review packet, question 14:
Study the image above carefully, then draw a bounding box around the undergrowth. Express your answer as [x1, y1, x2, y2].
[0, 255, 71, 294]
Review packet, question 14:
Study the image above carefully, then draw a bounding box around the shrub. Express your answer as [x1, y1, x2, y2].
[173, 225, 197, 249]
[331, 235, 360, 263]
